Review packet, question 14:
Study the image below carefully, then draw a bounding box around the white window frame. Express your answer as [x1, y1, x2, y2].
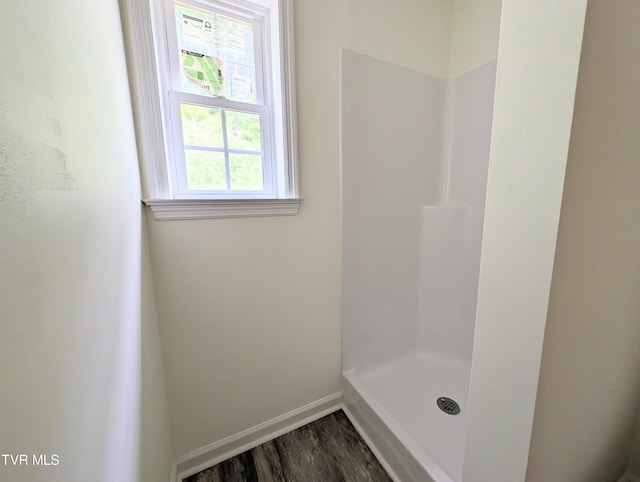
[120, 0, 300, 220]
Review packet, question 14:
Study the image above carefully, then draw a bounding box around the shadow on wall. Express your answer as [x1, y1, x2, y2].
[0, 0, 172, 480]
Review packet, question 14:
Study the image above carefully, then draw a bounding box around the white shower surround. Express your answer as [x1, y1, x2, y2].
[341, 50, 497, 481]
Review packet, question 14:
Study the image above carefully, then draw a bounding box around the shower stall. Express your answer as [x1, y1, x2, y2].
[340, 49, 497, 482]
[337, 0, 635, 480]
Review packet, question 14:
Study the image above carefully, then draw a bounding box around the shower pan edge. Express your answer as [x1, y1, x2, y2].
[342, 370, 454, 482]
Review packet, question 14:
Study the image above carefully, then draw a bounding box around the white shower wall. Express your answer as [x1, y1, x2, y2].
[341, 49, 497, 481]
[341, 50, 496, 372]
[417, 61, 497, 363]
[341, 49, 446, 371]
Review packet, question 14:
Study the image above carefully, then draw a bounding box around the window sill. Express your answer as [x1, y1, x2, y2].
[143, 198, 303, 220]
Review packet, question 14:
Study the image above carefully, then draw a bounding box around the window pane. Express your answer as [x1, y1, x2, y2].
[174, 2, 257, 103]
[180, 103, 223, 147]
[229, 153, 263, 190]
[226, 110, 261, 152]
[185, 149, 226, 190]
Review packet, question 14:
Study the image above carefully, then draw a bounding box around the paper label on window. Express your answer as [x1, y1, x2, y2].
[182, 13, 205, 42]
[175, 2, 257, 102]
[207, 15, 247, 55]
[181, 50, 225, 96]
[229, 73, 253, 102]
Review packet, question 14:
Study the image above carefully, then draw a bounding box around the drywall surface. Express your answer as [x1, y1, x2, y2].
[141, 221, 174, 482]
[146, 0, 453, 457]
[449, 0, 502, 78]
[0, 0, 167, 481]
[526, 1, 640, 480]
[461, 1, 588, 481]
[341, 50, 446, 370]
[342, 0, 451, 78]
[0, 2, 172, 481]
[631, 410, 640, 478]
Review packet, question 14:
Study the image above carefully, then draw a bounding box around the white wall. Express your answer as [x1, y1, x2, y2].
[0, 1, 172, 481]
[141, 223, 174, 482]
[462, 1, 588, 481]
[631, 411, 640, 477]
[417, 60, 497, 364]
[146, 0, 453, 458]
[341, 0, 451, 78]
[526, 1, 640, 480]
[341, 51, 447, 370]
[449, 0, 502, 78]
[341, 56, 498, 369]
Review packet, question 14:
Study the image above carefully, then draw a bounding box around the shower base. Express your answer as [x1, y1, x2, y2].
[343, 351, 470, 482]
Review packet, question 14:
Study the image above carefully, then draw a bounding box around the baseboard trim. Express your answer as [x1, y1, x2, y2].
[174, 392, 343, 481]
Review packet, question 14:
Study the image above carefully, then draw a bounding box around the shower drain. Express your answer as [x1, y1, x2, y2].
[437, 397, 460, 415]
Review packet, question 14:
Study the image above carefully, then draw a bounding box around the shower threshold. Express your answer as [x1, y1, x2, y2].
[343, 351, 470, 482]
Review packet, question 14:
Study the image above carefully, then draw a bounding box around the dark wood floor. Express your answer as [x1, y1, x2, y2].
[184, 410, 392, 482]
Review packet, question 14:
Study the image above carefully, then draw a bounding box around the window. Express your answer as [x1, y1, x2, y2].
[121, 0, 300, 219]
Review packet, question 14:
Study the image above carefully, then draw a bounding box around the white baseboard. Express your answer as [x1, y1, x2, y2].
[174, 392, 343, 481]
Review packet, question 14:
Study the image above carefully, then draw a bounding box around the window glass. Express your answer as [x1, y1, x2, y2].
[229, 153, 263, 190]
[180, 103, 224, 147]
[226, 110, 261, 151]
[185, 150, 227, 190]
[174, 2, 257, 103]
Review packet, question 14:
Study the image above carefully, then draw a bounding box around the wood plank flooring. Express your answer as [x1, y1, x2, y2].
[184, 410, 392, 482]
